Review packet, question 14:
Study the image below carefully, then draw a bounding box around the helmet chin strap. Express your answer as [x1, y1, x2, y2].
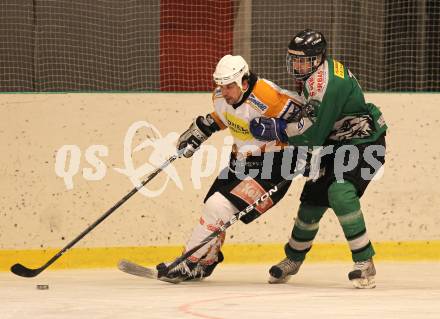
[240, 79, 249, 93]
[237, 91, 244, 102]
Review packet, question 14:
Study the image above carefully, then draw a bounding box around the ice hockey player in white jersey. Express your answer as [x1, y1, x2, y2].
[156, 54, 304, 282]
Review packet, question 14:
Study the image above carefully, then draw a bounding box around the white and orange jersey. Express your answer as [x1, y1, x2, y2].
[210, 78, 303, 158]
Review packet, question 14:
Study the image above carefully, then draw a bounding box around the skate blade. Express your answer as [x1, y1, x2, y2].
[268, 275, 291, 284]
[351, 277, 376, 289]
[157, 276, 184, 284]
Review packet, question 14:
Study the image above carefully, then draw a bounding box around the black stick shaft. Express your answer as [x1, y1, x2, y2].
[11, 153, 180, 277]
[163, 178, 292, 275]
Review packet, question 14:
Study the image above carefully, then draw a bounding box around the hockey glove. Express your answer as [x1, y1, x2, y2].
[177, 115, 218, 158]
[283, 99, 317, 123]
[249, 117, 288, 142]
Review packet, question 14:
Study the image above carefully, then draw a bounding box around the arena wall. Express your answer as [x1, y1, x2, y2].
[1, 93, 439, 270]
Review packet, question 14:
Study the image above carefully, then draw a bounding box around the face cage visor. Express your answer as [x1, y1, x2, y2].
[286, 53, 319, 81]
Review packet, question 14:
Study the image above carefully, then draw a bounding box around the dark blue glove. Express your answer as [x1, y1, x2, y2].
[249, 117, 288, 142]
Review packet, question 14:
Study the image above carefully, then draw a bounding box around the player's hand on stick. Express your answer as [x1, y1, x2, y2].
[249, 117, 288, 142]
[284, 99, 317, 123]
[177, 116, 214, 158]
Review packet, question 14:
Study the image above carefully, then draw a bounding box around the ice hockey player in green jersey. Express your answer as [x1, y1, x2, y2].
[250, 29, 387, 288]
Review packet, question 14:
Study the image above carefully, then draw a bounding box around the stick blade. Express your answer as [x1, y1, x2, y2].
[118, 259, 158, 279]
[117, 259, 183, 284]
[10, 263, 41, 278]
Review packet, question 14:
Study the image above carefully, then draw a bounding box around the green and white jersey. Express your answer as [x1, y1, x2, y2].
[286, 57, 387, 147]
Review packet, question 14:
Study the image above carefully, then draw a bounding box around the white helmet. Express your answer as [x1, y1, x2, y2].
[213, 54, 249, 90]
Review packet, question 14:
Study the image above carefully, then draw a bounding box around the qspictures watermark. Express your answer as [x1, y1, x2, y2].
[54, 121, 385, 197]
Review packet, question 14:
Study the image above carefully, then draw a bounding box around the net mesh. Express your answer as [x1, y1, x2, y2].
[0, 0, 439, 92]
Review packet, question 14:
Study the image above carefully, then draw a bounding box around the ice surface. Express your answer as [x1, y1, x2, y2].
[1, 262, 439, 318]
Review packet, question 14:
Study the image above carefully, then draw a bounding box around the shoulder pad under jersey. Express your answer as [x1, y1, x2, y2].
[251, 79, 294, 117]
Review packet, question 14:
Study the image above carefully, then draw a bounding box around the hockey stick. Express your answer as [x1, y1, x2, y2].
[158, 177, 294, 278]
[11, 150, 182, 278]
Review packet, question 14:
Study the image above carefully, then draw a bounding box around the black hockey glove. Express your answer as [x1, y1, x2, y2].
[284, 99, 317, 123]
[177, 114, 219, 158]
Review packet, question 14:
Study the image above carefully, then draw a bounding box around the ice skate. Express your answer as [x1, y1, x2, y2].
[183, 251, 224, 282]
[157, 251, 224, 283]
[156, 259, 200, 283]
[348, 258, 376, 289]
[268, 258, 303, 284]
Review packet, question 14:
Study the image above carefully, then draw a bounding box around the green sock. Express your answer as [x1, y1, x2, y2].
[328, 181, 375, 262]
[285, 203, 327, 261]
